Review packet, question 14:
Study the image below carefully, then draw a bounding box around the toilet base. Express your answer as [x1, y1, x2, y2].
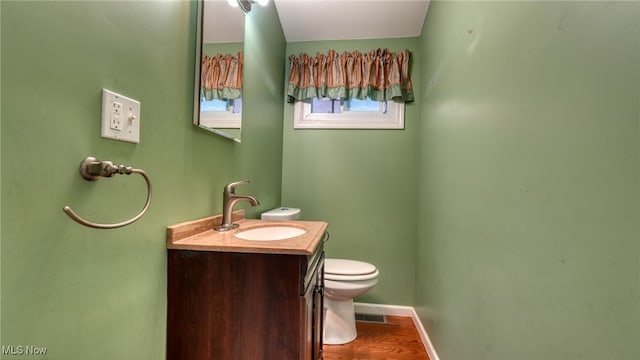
[323, 297, 357, 345]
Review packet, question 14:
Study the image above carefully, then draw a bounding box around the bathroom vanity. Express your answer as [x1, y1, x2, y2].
[166, 212, 328, 360]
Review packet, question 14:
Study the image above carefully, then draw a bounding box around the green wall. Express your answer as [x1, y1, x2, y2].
[0, 1, 285, 359]
[203, 42, 243, 56]
[282, 39, 420, 305]
[416, 1, 639, 359]
[3, 1, 638, 359]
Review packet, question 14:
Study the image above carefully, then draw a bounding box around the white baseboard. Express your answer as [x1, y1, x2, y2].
[354, 302, 440, 360]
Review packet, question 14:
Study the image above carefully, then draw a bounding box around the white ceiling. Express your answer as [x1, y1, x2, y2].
[203, 0, 430, 43]
[274, 0, 430, 42]
[203, 1, 245, 43]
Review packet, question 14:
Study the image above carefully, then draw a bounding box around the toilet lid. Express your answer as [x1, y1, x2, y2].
[325, 258, 377, 276]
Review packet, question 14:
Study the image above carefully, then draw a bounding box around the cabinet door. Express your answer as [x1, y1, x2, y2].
[168, 250, 302, 359]
[303, 253, 325, 360]
[303, 277, 315, 360]
[312, 258, 325, 359]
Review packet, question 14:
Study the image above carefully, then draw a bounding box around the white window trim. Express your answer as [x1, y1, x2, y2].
[199, 111, 241, 129]
[293, 99, 404, 129]
[199, 100, 241, 129]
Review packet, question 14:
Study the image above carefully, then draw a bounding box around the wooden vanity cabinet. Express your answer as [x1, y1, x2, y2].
[167, 241, 325, 360]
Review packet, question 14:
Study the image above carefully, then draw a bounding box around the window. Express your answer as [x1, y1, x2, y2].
[199, 97, 242, 129]
[293, 97, 404, 129]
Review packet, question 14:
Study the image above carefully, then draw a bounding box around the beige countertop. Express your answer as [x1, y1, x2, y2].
[166, 211, 328, 255]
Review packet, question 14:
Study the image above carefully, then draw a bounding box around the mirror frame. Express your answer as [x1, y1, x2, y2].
[193, 0, 203, 129]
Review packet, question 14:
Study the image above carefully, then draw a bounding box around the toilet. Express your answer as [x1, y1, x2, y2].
[323, 258, 379, 344]
[261, 207, 380, 345]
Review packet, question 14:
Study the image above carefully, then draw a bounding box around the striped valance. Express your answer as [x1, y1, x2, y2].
[201, 52, 243, 101]
[287, 48, 413, 103]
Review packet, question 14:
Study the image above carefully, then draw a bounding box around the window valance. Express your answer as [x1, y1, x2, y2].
[287, 48, 413, 103]
[201, 52, 243, 101]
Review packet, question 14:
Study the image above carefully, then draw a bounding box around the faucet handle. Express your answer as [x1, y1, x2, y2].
[224, 179, 250, 194]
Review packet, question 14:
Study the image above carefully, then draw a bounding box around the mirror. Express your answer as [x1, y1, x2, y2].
[194, 0, 245, 142]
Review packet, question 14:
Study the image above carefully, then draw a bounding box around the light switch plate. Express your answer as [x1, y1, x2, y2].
[101, 89, 140, 143]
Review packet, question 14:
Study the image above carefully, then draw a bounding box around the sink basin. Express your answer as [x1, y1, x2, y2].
[235, 225, 307, 241]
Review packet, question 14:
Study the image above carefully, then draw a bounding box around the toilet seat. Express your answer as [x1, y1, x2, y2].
[325, 258, 379, 281]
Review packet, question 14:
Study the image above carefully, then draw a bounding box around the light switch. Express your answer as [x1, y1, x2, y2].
[101, 89, 140, 143]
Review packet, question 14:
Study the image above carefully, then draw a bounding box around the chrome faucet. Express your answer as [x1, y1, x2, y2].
[214, 180, 259, 231]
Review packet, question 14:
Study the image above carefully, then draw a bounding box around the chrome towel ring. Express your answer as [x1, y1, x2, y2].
[63, 157, 152, 229]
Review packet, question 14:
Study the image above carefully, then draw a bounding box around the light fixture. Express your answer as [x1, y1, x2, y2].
[234, 0, 269, 13]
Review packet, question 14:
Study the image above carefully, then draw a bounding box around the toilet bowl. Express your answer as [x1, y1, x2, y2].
[323, 258, 379, 345]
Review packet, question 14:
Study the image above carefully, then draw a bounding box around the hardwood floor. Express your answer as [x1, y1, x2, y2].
[323, 316, 430, 360]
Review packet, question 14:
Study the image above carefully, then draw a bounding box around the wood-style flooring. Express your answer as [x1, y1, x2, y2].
[323, 316, 430, 360]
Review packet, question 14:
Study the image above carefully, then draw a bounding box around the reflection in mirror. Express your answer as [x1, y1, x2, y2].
[194, 0, 245, 142]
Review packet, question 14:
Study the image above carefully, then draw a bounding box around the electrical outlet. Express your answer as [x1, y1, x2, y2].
[101, 89, 140, 143]
[110, 101, 123, 130]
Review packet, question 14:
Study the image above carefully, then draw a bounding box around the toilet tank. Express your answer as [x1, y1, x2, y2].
[261, 207, 301, 221]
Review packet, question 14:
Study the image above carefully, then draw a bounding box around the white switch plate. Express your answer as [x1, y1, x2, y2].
[101, 89, 140, 143]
